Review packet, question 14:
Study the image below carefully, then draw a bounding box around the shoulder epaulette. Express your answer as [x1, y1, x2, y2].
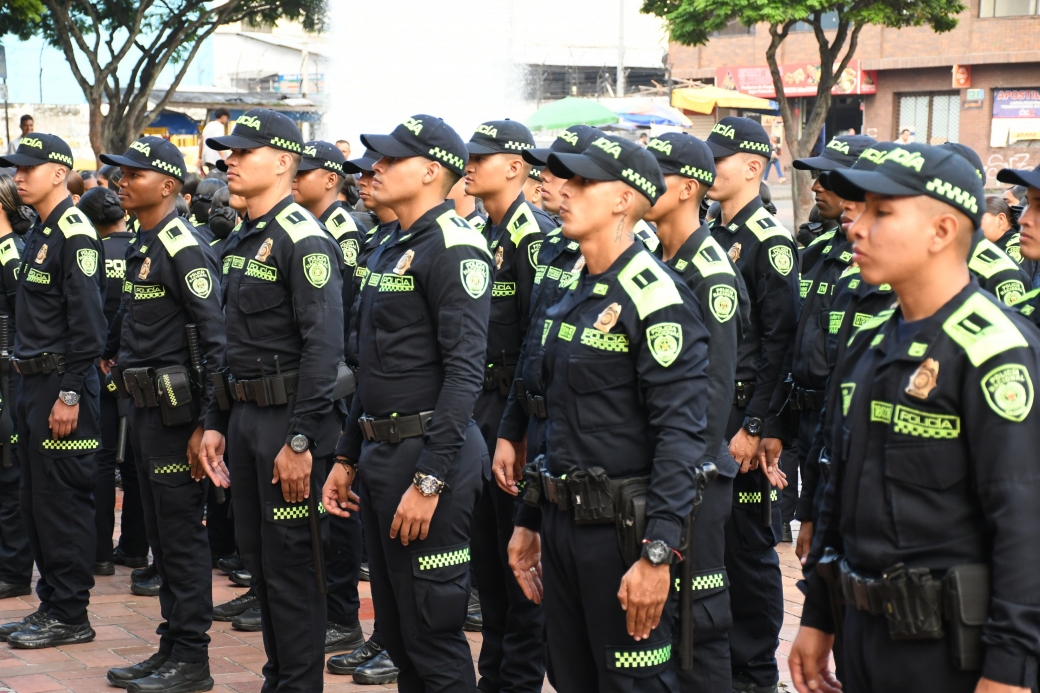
[943, 291, 1028, 367]
[839, 265, 861, 280]
[326, 207, 359, 239]
[690, 235, 735, 278]
[157, 217, 199, 257]
[849, 308, 895, 346]
[969, 238, 1020, 278]
[507, 203, 540, 246]
[618, 250, 682, 319]
[805, 229, 836, 249]
[634, 219, 660, 253]
[436, 210, 491, 258]
[0, 238, 18, 267]
[745, 206, 791, 243]
[57, 208, 97, 239]
[276, 203, 324, 243]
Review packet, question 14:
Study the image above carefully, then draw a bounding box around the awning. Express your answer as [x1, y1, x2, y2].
[526, 97, 619, 132]
[671, 86, 777, 115]
[617, 103, 693, 127]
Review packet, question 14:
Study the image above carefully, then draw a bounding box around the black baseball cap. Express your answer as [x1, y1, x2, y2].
[547, 133, 666, 204]
[100, 136, 187, 182]
[997, 164, 1040, 190]
[343, 149, 380, 175]
[206, 108, 303, 154]
[828, 143, 984, 226]
[467, 120, 535, 155]
[298, 140, 347, 177]
[528, 166, 543, 181]
[941, 142, 984, 180]
[646, 132, 716, 186]
[705, 116, 772, 159]
[793, 134, 878, 172]
[0, 133, 74, 169]
[523, 124, 600, 167]
[819, 141, 897, 190]
[361, 114, 468, 176]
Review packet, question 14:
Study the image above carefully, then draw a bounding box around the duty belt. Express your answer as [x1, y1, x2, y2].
[12, 354, 65, 375]
[358, 411, 434, 443]
[790, 385, 826, 412]
[514, 381, 547, 419]
[839, 558, 942, 618]
[483, 365, 515, 396]
[229, 371, 298, 406]
[733, 381, 754, 408]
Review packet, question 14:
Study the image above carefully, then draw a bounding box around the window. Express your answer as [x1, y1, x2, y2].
[792, 11, 840, 32]
[710, 19, 754, 37]
[980, 0, 1040, 16]
[897, 93, 960, 145]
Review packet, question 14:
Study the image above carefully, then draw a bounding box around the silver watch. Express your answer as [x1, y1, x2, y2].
[413, 472, 446, 497]
[59, 390, 80, 406]
[287, 434, 309, 453]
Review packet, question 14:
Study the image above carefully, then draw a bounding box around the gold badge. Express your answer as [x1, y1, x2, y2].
[35, 244, 48, 264]
[494, 245, 504, 270]
[255, 237, 273, 263]
[906, 358, 939, 399]
[594, 302, 622, 333]
[393, 249, 415, 276]
[138, 257, 151, 280]
[572, 255, 586, 273]
[727, 242, 742, 263]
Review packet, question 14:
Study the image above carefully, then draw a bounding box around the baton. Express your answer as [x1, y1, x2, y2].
[309, 476, 328, 595]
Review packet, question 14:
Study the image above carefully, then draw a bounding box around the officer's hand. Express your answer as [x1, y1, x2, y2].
[187, 426, 206, 481]
[199, 430, 230, 488]
[757, 438, 788, 489]
[618, 558, 671, 641]
[729, 429, 760, 473]
[974, 678, 1031, 693]
[507, 527, 542, 603]
[790, 626, 840, 693]
[99, 358, 114, 375]
[48, 400, 79, 439]
[796, 521, 813, 565]
[390, 485, 438, 546]
[272, 445, 312, 504]
[323, 461, 360, 518]
[493, 438, 525, 496]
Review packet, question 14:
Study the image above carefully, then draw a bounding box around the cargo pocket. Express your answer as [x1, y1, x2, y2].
[264, 499, 326, 528]
[373, 294, 430, 371]
[605, 636, 675, 680]
[149, 455, 192, 487]
[239, 283, 292, 340]
[411, 541, 471, 633]
[568, 356, 636, 432]
[674, 567, 732, 643]
[884, 441, 969, 549]
[40, 437, 100, 492]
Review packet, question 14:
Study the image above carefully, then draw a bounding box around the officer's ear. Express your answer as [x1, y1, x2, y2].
[162, 177, 182, 199]
[742, 153, 765, 182]
[677, 177, 698, 202]
[326, 171, 340, 192]
[925, 198, 971, 257]
[52, 164, 69, 189]
[505, 156, 528, 182]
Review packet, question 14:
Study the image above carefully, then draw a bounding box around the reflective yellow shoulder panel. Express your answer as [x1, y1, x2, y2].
[618, 251, 682, 319]
[436, 211, 491, 258]
[277, 203, 324, 243]
[157, 217, 199, 257]
[57, 207, 97, 239]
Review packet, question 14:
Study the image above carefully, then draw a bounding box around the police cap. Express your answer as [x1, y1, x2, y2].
[100, 136, 187, 182]
[793, 134, 878, 172]
[818, 141, 897, 190]
[997, 164, 1040, 190]
[343, 149, 380, 175]
[940, 142, 984, 180]
[361, 114, 469, 176]
[705, 116, 772, 159]
[467, 120, 535, 156]
[297, 140, 347, 177]
[523, 124, 600, 168]
[206, 108, 304, 154]
[528, 166, 543, 181]
[828, 143, 984, 227]
[645, 132, 716, 186]
[547, 133, 666, 204]
[0, 133, 74, 170]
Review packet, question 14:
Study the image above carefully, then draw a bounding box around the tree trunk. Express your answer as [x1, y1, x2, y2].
[87, 95, 105, 169]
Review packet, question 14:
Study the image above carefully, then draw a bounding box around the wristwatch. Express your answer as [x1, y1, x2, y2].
[59, 390, 80, 406]
[741, 416, 763, 437]
[413, 472, 446, 497]
[641, 539, 680, 566]
[286, 433, 310, 453]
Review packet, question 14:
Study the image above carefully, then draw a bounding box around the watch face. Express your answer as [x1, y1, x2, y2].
[419, 476, 439, 495]
[647, 542, 668, 564]
[290, 435, 308, 453]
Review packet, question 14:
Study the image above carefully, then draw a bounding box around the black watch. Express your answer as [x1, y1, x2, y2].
[286, 433, 310, 453]
[641, 540, 679, 566]
[741, 416, 763, 437]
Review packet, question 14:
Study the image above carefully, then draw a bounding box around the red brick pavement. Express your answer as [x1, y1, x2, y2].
[0, 495, 805, 692]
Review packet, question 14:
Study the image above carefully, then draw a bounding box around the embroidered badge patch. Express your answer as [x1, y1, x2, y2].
[76, 249, 98, 276]
[394, 249, 415, 276]
[905, 358, 939, 399]
[255, 237, 273, 262]
[528, 240, 542, 268]
[461, 259, 489, 299]
[646, 322, 682, 367]
[594, 302, 622, 333]
[981, 363, 1033, 422]
[709, 285, 738, 323]
[340, 239, 359, 267]
[303, 254, 331, 288]
[768, 246, 794, 276]
[186, 268, 212, 299]
[138, 257, 151, 280]
[727, 242, 741, 263]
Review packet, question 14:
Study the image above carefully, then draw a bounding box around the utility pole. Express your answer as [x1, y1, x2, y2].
[0, 46, 10, 155]
[617, 0, 625, 98]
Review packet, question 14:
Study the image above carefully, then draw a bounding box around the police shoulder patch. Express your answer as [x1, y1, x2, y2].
[185, 268, 213, 299]
[995, 279, 1026, 306]
[768, 245, 795, 276]
[507, 204, 540, 247]
[76, 248, 98, 276]
[326, 208, 359, 238]
[57, 208, 97, 239]
[691, 235, 735, 278]
[745, 207, 791, 242]
[460, 258, 490, 299]
[617, 251, 682, 319]
[437, 211, 492, 258]
[0, 238, 19, 267]
[942, 292, 1028, 367]
[981, 363, 1033, 422]
[527, 239, 542, 269]
[708, 284, 738, 323]
[157, 217, 199, 257]
[302, 253, 331, 288]
[277, 203, 324, 243]
[340, 238, 359, 267]
[646, 322, 683, 367]
[968, 239, 1020, 278]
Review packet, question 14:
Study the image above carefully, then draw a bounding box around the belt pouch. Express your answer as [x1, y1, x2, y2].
[211, 369, 232, 411]
[880, 563, 944, 640]
[615, 476, 649, 566]
[521, 457, 544, 508]
[567, 467, 615, 525]
[111, 366, 131, 399]
[943, 564, 989, 671]
[267, 375, 288, 406]
[155, 366, 196, 426]
[332, 362, 357, 399]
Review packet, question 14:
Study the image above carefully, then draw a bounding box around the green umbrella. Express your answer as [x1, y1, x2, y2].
[525, 97, 619, 132]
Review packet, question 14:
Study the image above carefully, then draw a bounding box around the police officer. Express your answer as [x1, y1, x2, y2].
[791, 142, 1040, 693]
[643, 132, 748, 693]
[464, 119, 555, 693]
[705, 116, 796, 693]
[198, 108, 345, 692]
[505, 133, 710, 691]
[0, 174, 31, 601]
[94, 137, 225, 691]
[0, 133, 106, 648]
[290, 139, 368, 657]
[322, 114, 489, 692]
[186, 178, 228, 245]
[523, 166, 542, 209]
[998, 164, 1040, 322]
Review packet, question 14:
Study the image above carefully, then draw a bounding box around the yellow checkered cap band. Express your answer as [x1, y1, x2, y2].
[418, 547, 471, 571]
[151, 159, 184, 179]
[613, 644, 672, 668]
[679, 165, 714, 184]
[42, 438, 100, 451]
[49, 151, 74, 167]
[737, 489, 779, 504]
[154, 462, 190, 474]
[428, 147, 465, 172]
[503, 141, 534, 151]
[271, 137, 303, 153]
[271, 502, 327, 521]
[740, 140, 771, 154]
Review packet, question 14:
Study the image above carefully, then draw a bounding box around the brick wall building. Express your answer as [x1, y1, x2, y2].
[667, 0, 1040, 186]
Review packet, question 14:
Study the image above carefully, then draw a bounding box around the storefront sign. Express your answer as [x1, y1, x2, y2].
[952, 65, 971, 89]
[993, 89, 1040, 118]
[716, 59, 877, 98]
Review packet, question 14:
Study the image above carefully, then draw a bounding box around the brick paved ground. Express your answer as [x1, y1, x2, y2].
[0, 493, 805, 692]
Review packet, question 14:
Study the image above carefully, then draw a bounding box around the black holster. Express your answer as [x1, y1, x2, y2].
[943, 564, 989, 671]
[614, 477, 649, 566]
[211, 368, 232, 411]
[332, 362, 357, 400]
[521, 457, 544, 508]
[123, 367, 159, 408]
[880, 563, 944, 640]
[568, 467, 617, 525]
[734, 381, 754, 408]
[155, 366, 197, 427]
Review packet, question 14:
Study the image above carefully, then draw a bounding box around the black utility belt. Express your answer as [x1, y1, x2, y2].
[789, 385, 825, 412]
[513, 380, 546, 419]
[483, 364, 515, 396]
[210, 362, 355, 411]
[733, 381, 754, 408]
[839, 558, 989, 671]
[12, 354, 65, 375]
[358, 411, 434, 443]
[115, 366, 197, 427]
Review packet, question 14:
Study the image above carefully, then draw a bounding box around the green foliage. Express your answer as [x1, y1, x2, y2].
[0, 0, 45, 40]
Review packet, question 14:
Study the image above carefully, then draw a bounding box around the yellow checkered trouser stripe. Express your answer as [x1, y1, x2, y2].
[737, 489, 778, 504]
[418, 547, 470, 571]
[154, 462, 190, 474]
[613, 644, 672, 668]
[41, 438, 99, 451]
[674, 572, 726, 592]
[9, 434, 16, 444]
[272, 502, 327, 521]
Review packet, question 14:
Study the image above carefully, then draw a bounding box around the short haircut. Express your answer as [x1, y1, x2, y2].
[901, 129, 910, 134]
[214, 108, 230, 119]
[66, 169, 84, 197]
[19, 115, 33, 125]
[441, 169, 461, 195]
[181, 173, 201, 198]
[287, 152, 302, 178]
[335, 139, 350, 146]
[986, 194, 1017, 225]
